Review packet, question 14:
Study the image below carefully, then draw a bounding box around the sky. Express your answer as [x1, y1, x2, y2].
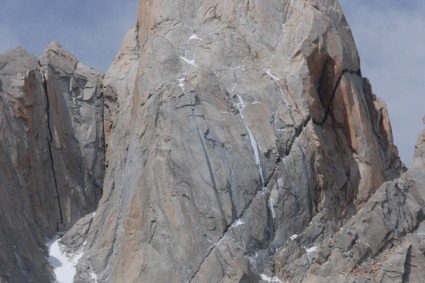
[0, 0, 138, 71]
[0, 0, 423, 165]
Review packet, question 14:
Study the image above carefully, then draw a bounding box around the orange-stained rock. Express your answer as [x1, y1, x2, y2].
[70, 0, 403, 282]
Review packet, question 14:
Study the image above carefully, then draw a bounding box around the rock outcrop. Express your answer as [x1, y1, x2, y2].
[0, 44, 104, 282]
[69, 0, 403, 282]
[274, 128, 425, 282]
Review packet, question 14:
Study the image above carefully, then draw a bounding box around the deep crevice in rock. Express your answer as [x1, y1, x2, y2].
[402, 245, 413, 282]
[41, 71, 64, 231]
[285, 116, 311, 156]
[100, 86, 106, 176]
[313, 68, 362, 126]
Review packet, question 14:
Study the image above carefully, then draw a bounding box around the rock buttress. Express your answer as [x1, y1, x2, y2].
[0, 44, 104, 282]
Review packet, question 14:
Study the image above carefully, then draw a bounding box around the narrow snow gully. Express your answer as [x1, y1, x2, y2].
[265, 70, 290, 108]
[47, 236, 83, 283]
[268, 194, 277, 220]
[46, 213, 96, 283]
[234, 94, 266, 190]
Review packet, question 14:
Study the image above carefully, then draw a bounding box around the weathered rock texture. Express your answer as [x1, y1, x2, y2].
[2, 0, 422, 282]
[274, 128, 425, 282]
[0, 44, 104, 282]
[68, 0, 406, 282]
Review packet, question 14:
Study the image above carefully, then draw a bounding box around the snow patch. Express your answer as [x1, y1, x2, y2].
[305, 245, 317, 253]
[269, 196, 276, 220]
[235, 95, 266, 189]
[47, 237, 84, 283]
[178, 78, 185, 88]
[232, 219, 244, 227]
[268, 188, 280, 220]
[264, 69, 290, 107]
[89, 267, 98, 283]
[247, 252, 259, 273]
[180, 56, 197, 67]
[260, 274, 283, 283]
[290, 234, 299, 240]
[189, 34, 202, 41]
[265, 70, 279, 81]
[305, 245, 318, 264]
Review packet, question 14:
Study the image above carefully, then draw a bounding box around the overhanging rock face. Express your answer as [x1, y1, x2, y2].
[70, 0, 403, 282]
[0, 44, 104, 282]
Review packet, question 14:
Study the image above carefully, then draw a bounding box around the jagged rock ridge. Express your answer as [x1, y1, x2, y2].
[275, 129, 425, 282]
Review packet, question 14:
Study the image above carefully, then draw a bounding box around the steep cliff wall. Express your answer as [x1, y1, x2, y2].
[0, 44, 104, 282]
[2, 0, 421, 282]
[70, 0, 402, 282]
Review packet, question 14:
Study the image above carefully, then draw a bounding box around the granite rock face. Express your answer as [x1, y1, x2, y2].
[71, 0, 404, 282]
[40, 42, 104, 228]
[1, 0, 422, 282]
[0, 44, 104, 282]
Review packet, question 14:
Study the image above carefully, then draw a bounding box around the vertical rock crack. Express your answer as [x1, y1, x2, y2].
[42, 72, 64, 231]
[190, 104, 227, 231]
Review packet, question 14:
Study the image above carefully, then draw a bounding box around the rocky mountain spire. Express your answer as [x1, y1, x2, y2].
[70, 0, 402, 282]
